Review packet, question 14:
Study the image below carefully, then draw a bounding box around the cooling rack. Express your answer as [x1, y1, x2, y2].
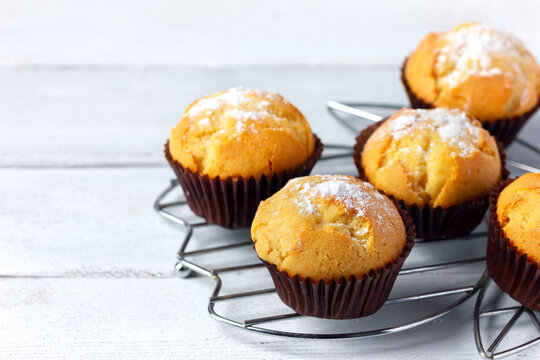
[474, 277, 540, 359]
[327, 101, 540, 357]
[154, 102, 539, 356]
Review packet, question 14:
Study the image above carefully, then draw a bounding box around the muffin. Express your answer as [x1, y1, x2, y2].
[165, 87, 323, 229]
[487, 173, 540, 310]
[354, 107, 507, 240]
[402, 22, 540, 146]
[251, 175, 415, 319]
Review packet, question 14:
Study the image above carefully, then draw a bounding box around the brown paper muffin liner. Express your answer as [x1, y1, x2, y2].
[164, 135, 323, 229]
[400, 58, 540, 147]
[353, 120, 509, 241]
[487, 179, 540, 311]
[260, 203, 415, 319]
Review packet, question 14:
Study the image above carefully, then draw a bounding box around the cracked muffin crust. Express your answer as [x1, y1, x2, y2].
[496, 173, 540, 265]
[404, 22, 540, 122]
[361, 108, 502, 209]
[169, 87, 315, 179]
[251, 175, 407, 282]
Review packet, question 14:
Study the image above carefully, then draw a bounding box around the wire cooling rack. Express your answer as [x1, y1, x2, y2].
[327, 102, 540, 357]
[154, 102, 539, 356]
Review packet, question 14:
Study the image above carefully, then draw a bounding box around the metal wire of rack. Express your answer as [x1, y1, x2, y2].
[474, 278, 540, 359]
[327, 102, 540, 358]
[154, 102, 539, 354]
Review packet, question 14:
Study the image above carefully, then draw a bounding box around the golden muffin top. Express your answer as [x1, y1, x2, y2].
[251, 175, 407, 282]
[169, 87, 315, 179]
[497, 173, 540, 264]
[361, 108, 502, 208]
[405, 22, 540, 121]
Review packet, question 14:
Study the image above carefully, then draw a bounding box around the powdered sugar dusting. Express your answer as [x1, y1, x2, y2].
[388, 108, 481, 156]
[289, 175, 394, 217]
[226, 108, 271, 122]
[186, 96, 222, 117]
[388, 114, 416, 139]
[198, 118, 210, 127]
[284, 175, 402, 248]
[519, 87, 531, 107]
[184, 87, 278, 136]
[436, 23, 521, 89]
[296, 178, 367, 216]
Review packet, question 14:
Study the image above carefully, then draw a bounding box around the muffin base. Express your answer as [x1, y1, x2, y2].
[353, 120, 508, 241]
[260, 204, 415, 319]
[401, 58, 540, 148]
[164, 135, 323, 229]
[487, 179, 540, 311]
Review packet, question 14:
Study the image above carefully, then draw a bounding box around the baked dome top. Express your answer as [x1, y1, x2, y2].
[405, 22, 540, 121]
[251, 175, 407, 282]
[497, 173, 540, 265]
[361, 107, 502, 208]
[169, 87, 315, 179]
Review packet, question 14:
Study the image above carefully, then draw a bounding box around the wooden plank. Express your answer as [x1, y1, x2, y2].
[0, 167, 179, 276]
[5, 277, 538, 360]
[0, 0, 539, 67]
[0, 162, 501, 277]
[1, 67, 538, 168]
[0, 67, 402, 167]
[0, 157, 357, 276]
[1, 66, 538, 359]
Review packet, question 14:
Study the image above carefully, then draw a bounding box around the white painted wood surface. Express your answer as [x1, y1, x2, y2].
[2, 3, 540, 358]
[1, 0, 539, 67]
[1, 66, 539, 359]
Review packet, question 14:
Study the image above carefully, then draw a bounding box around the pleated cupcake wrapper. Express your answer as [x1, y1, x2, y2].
[400, 58, 540, 148]
[487, 179, 540, 311]
[260, 203, 415, 319]
[353, 120, 509, 241]
[164, 135, 323, 229]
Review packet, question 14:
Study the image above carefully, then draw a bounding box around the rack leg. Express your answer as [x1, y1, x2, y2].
[175, 261, 194, 278]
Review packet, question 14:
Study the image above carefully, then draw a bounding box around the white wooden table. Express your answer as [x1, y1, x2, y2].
[1, 66, 539, 359]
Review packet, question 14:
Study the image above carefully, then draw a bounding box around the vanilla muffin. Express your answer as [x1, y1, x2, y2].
[253, 175, 408, 281]
[169, 87, 316, 179]
[496, 173, 540, 264]
[403, 22, 540, 146]
[362, 108, 501, 208]
[487, 174, 540, 310]
[355, 107, 506, 240]
[165, 87, 323, 229]
[251, 175, 414, 318]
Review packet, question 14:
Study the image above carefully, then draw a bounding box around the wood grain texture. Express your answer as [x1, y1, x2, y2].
[1, 67, 538, 167]
[0, 0, 539, 67]
[1, 66, 538, 359]
[0, 67, 393, 167]
[0, 278, 524, 360]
